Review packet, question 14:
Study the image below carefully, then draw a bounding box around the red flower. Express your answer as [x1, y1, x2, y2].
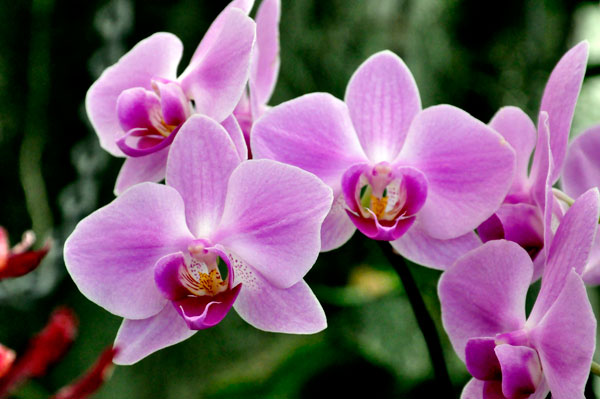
[0, 307, 78, 395]
[0, 228, 50, 280]
[51, 347, 118, 399]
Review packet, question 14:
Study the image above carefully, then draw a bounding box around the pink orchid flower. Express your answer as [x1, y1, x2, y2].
[86, 0, 256, 195]
[252, 50, 515, 269]
[64, 115, 332, 365]
[233, 0, 281, 153]
[562, 124, 600, 284]
[439, 188, 599, 399]
[476, 42, 589, 279]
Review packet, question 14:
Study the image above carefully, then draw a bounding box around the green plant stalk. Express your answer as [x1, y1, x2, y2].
[377, 241, 452, 392]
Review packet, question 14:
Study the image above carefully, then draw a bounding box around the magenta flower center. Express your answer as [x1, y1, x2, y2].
[115, 79, 192, 157]
[356, 163, 405, 222]
[154, 240, 241, 331]
[181, 242, 229, 297]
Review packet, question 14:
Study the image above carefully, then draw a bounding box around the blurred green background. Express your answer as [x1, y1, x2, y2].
[0, 0, 600, 398]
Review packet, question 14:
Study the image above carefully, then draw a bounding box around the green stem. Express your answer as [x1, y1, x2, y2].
[377, 241, 452, 391]
[591, 361, 600, 377]
[20, 0, 54, 237]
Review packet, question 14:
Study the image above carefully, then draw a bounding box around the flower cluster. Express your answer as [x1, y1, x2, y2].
[62, 0, 600, 397]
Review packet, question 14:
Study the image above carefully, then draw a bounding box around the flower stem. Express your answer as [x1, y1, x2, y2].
[552, 188, 575, 206]
[377, 241, 452, 392]
[591, 361, 600, 377]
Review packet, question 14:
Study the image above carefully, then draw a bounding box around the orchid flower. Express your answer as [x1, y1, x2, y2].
[252, 50, 515, 269]
[234, 0, 280, 152]
[64, 115, 332, 365]
[439, 188, 599, 399]
[562, 124, 600, 284]
[0, 228, 49, 280]
[86, 0, 256, 195]
[477, 42, 589, 278]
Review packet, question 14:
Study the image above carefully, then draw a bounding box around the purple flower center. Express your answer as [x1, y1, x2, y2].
[115, 79, 192, 157]
[342, 162, 428, 241]
[153, 240, 241, 330]
[180, 242, 229, 297]
[356, 163, 404, 221]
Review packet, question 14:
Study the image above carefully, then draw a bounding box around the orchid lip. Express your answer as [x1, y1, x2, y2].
[116, 125, 181, 157]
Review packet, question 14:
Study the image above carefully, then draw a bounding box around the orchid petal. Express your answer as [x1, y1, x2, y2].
[399, 105, 516, 239]
[488, 106, 536, 193]
[528, 188, 599, 324]
[228, 252, 326, 333]
[189, 0, 254, 65]
[64, 183, 193, 319]
[392, 223, 481, 270]
[529, 270, 595, 399]
[320, 194, 356, 252]
[179, 8, 255, 122]
[439, 240, 531, 361]
[460, 378, 485, 399]
[216, 159, 332, 288]
[345, 51, 421, 163]
[113, 305, 196, 365]
[530, 112, 552, 211]
[251, 93, 367, 193]
[233, 93, 253, 149]
[461, 379, 549, 399]
[251, 0, 280, 106]
[529, 112, 556, 266]
[153, 252, 189, 300]
[478, 203, 544, 259]
[166, 115, 241, 237]
[582, 228, 600, 285]
[562, 124, 600, 198]
[228, 0, 254, 13]
[86, 33, 183, 156]
[221, 114, 248, 161]
[539, 41, 589, 183]
[113, 146, 169, 196]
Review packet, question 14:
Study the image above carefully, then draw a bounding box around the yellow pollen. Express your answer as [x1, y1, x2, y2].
[180, 268, 227, 297]
[370, 195, 388, 219]
[156, 120, 177, 137]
